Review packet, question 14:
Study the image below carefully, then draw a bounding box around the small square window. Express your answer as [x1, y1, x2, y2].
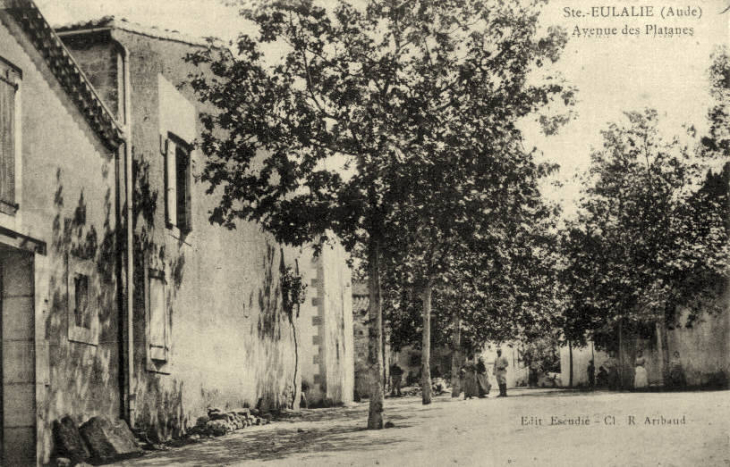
[67, 255, 97, 345]
[74, 274, 90, 328]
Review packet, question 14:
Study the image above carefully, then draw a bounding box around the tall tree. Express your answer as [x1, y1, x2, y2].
[370, 0, 573, 403]
[185, 0, 572, 424]
[560, 109, 730, 367]
[383, 177, 564, 400]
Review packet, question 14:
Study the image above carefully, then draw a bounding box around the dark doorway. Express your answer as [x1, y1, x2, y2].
[0, 245, 36, 465]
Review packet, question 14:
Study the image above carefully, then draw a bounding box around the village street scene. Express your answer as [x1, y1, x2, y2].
[0, 0, 728, 465]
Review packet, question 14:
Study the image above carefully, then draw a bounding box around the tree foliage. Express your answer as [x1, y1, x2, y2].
[560, 108, 730, 347]
[184, 0, 574, 419]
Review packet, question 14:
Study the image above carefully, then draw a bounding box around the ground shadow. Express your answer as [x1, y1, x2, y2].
[134, 422, 406, 465]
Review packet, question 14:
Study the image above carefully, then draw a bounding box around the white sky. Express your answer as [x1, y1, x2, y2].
[37, 0, 729, 215]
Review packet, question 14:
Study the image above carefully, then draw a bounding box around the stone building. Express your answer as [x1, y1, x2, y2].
[0, 1, 354, 464]
[0, 0, 124, 463]
[55, 14, 355, 440]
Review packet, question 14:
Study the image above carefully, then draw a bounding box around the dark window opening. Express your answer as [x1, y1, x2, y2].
[175, 144, 190, 231]
[165, 134, 192, 233]
[74, 274, 90, 328]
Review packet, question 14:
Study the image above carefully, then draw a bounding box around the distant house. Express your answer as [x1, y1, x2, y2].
[0, 1, 354, 464]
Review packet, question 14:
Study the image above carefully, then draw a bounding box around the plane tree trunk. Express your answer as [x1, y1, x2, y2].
[367, 236, 385, 429]
[451, 311, 461, 398]
[421, 283, 433, 405]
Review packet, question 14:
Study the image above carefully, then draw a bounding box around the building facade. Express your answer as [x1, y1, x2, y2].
[0, 1, 354, 464]
[56, 15, 355, 441]
[0, 1, 125, 464]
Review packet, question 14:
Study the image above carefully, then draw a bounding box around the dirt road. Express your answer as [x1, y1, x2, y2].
[115, 389, 729, 466]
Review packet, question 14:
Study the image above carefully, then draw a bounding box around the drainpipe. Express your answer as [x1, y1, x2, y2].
[114, 37, 136, 427]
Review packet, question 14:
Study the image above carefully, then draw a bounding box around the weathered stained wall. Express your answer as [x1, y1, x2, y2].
[61, 27, 353, 440]
[295, 242, 354, 406]
[114, 29, 300, 438]
[665, 293, 730, 387]
[561, 292, 729, 389]
[319, 242, 354, 404]
[617, 302, 730, 389]
[0, 15, 120, 465]
[295, 250, 322, 403]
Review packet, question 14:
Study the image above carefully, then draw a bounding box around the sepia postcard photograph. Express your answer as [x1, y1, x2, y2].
[0, 0, 728, 465]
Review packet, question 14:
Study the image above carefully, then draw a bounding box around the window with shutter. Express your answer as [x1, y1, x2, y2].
[0, 57, 20, 215]
[175, 143, 191, 232]
[147, 269, 169, 364]
[165, 138, 178, 227]
[164, 134, 192, 233]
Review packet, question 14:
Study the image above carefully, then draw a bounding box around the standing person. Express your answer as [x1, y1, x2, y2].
[528, 359, 540, 388]
[596, 365, 609, 388]
[493, 349, 509, 397]
[460, 362, 479, 399]
[668, 351, 686, 390]
[604, 352, 619, 390]
[587, 359, 596, 389]
[390, 363, 404, 397]
[633, 350, 648, 390]
[476, 357, 491, 398]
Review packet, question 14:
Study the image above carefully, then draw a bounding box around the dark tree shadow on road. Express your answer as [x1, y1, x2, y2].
[134, 422, 407, 465]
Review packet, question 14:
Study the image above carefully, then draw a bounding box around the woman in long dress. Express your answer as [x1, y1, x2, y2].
[476, 358, 491, 397]
[634, 350, 648, 390]
[668, 351, 686, 389]
[460, 363, 479, 399]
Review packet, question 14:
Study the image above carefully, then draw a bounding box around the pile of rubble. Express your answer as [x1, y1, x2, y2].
[189, 407, 271, 438]
[53, 415, 142, 466]
[392, 378, 453, 398]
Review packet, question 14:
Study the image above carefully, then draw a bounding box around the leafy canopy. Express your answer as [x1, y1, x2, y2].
[185, 0, 574, 252]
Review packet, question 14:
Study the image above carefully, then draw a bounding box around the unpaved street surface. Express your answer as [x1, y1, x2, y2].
[116, 389, 729, 467]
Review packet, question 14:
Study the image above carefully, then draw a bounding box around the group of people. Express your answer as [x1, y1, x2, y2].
[591, 350, 687, 390]
[460, 349, 510, 399]
[388, 349, 511, 400]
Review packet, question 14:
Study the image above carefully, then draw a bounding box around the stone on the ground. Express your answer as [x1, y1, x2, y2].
[204, 420, 229, 437]
[55, 457, 71, 467]
[209, 411, 229, 421]
[195, 415, 209, 427]
[79, 416, 143, 461]
[53, 416, 90, 462]
[234, 408, 251, 417]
